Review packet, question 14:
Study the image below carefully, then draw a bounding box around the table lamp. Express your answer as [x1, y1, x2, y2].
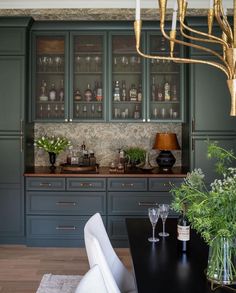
[153, 133, 180, 170]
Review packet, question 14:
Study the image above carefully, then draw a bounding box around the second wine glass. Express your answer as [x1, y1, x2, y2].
[148, 207, 160, 243]
[158, 204, 170, 237]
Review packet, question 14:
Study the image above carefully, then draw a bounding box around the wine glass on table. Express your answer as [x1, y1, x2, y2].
[158, 204, 170, 237]
[148, 207, 160, 243]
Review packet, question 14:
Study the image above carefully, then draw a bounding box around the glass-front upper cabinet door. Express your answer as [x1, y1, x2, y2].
[72, 34, 105, 122]
[33, 34, 68, 122]
[109, 33, 144, 122]
[147, 33, 183, 122]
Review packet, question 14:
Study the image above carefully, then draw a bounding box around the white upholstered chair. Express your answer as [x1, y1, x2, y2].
[84, 213, 137, 293]
[75, 265, 108, 293]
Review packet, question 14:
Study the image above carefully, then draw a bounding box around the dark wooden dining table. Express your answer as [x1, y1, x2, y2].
[126, 218, 236, 293]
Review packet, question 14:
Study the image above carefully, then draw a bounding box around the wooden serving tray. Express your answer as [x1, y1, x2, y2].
[60, 164, 98, 173]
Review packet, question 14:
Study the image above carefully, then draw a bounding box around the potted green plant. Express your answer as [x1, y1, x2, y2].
[124, 147, 146, 169]
[171, 141, 236, 286]
[34, 135, 71, 168]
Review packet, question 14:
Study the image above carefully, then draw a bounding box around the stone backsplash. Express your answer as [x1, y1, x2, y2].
[34, 123, 182, 167]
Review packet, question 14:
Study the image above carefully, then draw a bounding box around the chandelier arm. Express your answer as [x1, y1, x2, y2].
[214, 1, 233, 44]
[179, 27, 232, 76]
[179, 16, 228, 49]
[159, 25, 230, 78]
[135, 45, 229, 78]
[219, 2, 233, 41]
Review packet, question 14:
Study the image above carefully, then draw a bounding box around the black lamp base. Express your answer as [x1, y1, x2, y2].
[156, 150, 176, 171]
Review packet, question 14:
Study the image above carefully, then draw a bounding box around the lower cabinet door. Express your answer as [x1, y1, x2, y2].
[26, 215, 106, 247]
[0, 185, 24, 242]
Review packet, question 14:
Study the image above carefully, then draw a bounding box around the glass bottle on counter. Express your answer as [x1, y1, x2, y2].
[49, 83, 57, 101]
[113, 80, 121, 101]
[89, 151, 96, 166]
[177, 204, 190, 253]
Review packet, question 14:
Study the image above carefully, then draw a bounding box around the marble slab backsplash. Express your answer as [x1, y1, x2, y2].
[34, 123, 182, 167]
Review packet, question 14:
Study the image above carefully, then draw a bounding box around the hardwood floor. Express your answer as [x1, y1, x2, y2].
[0, 245, 132, 293]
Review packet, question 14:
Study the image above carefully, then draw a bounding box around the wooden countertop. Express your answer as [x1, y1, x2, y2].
[24, 166, 188, 177]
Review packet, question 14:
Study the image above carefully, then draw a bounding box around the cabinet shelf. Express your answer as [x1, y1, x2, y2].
[113, 71, 141, 75]
[36, 100, 64, 104]
[74, 100, 103, 104]
[151, 71, 179, 75]
[37, 71, 64, 75]
[74, 71, 102, 75]
[150, 100, 180, 104]
[113, 101, 142, 104]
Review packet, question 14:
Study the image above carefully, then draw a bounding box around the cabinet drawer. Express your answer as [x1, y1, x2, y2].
[26, 177, 66, 191]
[26, 215, 89, 239]
[108, 178, 147, 191]
[26, 191, 106, 215]
[67, 178, 106, 191]
[108, 192, 176, 215]
[149, 178, 183, 192]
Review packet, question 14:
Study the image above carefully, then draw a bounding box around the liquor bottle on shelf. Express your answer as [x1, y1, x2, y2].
[157, 84, 164, 101]
[49, 83, 57, 101]
[96, 82, 103, 101]
[172, 84, 178, 101]
[164, 79, 171, 101]
[58, 79, 64, 101]
[74, 89, 82, 101]
[134, 104, 141, 119]
[137, 83, 142, 102]
[129, 84, 137, 101]
[121, 80, 127, 101]
[113, 80, 121, 101]
[84, 83, 93, 101]
[151, 77, 156, 101]
[93, 81, 98, 100]
[177, 204, 190, 253]
[39, 80, 48, 101]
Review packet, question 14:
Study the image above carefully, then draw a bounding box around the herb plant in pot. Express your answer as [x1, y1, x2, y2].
[35, 135, 71, 169]
[124, 147, 146, 169]
[171, 142, 236, 286]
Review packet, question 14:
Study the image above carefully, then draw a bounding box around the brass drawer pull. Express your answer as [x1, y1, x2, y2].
[56, 202, 77, 206]
[121, 183, 134, 187]
[56, 225, 76, 230]
[138, 201, 158, 206]
[39, 182, 52, 187]
[80, 183, 93, 187]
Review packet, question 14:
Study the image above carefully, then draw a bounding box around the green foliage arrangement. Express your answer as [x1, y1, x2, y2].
[34, 135, 71, 155]
[171, 141, 236, 244]
[124, 147, 146, 165]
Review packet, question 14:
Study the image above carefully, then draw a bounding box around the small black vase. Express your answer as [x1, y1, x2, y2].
[48, 152, 56, 169]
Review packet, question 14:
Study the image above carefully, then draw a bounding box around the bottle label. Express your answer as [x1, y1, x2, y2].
[177, 225, 190, 241]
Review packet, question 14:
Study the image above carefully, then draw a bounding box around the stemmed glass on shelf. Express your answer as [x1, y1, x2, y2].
[158, 204, 170, 237]
[148, 207, 160, 243]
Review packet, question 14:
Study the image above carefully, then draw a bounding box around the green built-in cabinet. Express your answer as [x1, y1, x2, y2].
[30, 21, 184, 123]
[0, 17, 33, 243]
[181, 17, 236, 183]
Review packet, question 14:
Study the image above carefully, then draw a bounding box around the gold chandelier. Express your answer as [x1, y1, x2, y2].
[134, 0, 236, 116]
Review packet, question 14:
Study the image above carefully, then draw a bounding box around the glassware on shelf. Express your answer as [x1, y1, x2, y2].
[97, 104, 102, 113]
[114, 108, 121, 119]
[85, 56, 91, 72]
[47, 57, 54, 71]
[60, 104, 65, 117]
[94, 56, 101, 72]
[161, 107, 166, 119]
[47, 104, 51, 118]
[153, 107, 158, 119]
[75, 56, 81, 72]
[39, 105, 43, 118]
[41, 56, 48, 72]
[121, 56, 128, 70]
[91, 104, 95, 114]
[54, 56, 62, 72]
[54, 104, 59, 118]
[130, 56, 137, 71]
[75, 104, 80, 118]
[134, 105, 141, 119]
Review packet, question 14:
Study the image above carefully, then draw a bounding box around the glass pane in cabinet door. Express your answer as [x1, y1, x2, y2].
[149, 35, 181, 121]
[73, 35, 104, 121]
[112, 35, 143, 121]
[35, 36, 66, 120]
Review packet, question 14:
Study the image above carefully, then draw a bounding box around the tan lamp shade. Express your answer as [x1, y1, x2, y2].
[153, 133, 180, 151]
